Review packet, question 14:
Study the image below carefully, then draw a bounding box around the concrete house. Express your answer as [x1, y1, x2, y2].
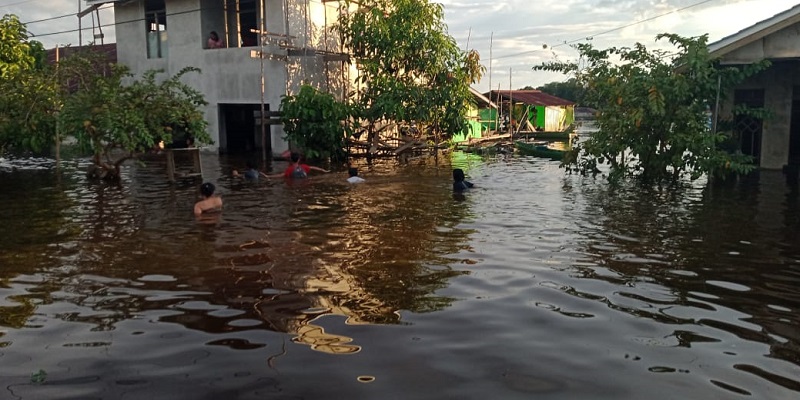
[709, 4, 800, 169]
[85, 0, 350, 155]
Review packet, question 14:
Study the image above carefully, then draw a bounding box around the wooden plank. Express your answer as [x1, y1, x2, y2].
[323, 54, 350, 62]
[394, 140, 420, 154]
[468, 133, 511, 144]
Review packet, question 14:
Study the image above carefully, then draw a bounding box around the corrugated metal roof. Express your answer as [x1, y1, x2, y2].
[708, 4, 800, 59]
[485, 90, 574, 107]
[46, 43, 117, 65]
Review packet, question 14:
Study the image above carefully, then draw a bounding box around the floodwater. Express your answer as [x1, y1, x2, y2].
[0, 149, 798, 400]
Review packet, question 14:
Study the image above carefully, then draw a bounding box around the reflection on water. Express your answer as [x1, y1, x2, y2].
[0, 152, 798, 399]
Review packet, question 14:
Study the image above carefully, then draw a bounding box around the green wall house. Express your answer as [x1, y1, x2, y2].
[453, 87, 498, 143]
[484, 90, 575, 132]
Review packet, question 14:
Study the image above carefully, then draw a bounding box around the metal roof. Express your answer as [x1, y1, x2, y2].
[708, 4, 800, 59]
[469, 87, 498, 109]
[485, 90, 574, 107]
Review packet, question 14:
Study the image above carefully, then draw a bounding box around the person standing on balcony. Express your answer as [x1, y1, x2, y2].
[207, 31, 224, 49]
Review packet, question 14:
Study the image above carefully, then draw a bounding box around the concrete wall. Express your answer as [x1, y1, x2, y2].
[719, 63, 799, 170]
[113, 0, 344, 155]
[719, 24, 800, 64]
[716, 22, 800, 170]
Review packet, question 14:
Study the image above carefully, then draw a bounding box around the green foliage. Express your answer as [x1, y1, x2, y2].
[280, 84, 351, 161]
[1, 16, 211, 180]
[0, 14, 53, 152]
[336, 0, 484, 140]
[0, 14, 39, 79]
[58, 63, 210, 179]
[536, 78, 588, 106]
[535, 33, 769, 182]
[30, 369, 47, 384]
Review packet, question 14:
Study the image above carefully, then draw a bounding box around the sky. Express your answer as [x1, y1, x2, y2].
[2, 0, 798, 92]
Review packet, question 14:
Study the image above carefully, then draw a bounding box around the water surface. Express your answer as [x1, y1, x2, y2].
[0, 151, 798, 399]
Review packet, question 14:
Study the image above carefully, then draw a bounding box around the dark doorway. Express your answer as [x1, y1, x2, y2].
[789, 87, 800, 166]
[734, 89, 765, 165]
[220, 104, 268, 154]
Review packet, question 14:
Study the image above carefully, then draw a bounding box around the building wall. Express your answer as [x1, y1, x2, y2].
[719, 61, 800, 170]
[715, 21, 800, 169]
[717, 24, 800, 64]
[113, 0, 343, 155]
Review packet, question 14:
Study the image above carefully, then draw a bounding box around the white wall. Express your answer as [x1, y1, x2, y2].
[113, 0, 343, 156]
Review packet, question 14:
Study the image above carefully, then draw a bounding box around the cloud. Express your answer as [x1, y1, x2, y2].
[3, 0, 795, 91]
[2, 1, 116, 47]
[445, 0, 797, 91]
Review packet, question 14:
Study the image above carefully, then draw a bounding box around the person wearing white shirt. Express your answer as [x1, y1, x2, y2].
[347, 167, 365, 183]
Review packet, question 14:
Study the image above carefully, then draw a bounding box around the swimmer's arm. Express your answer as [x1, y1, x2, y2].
[309, 166, 330, 173]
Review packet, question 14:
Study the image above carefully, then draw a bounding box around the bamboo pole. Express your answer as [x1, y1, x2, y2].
[55, 45, 60, 168]
[488, 32, 492, 101]
[260, 0, 267, 164]
[509, 68, 513, 135]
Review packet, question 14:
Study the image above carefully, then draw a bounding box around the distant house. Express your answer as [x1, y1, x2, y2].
[485, 90, 575, 132]
[86, 0, 350, 155]
[708, 4, 800, 169]
[452, 87, 498, 143]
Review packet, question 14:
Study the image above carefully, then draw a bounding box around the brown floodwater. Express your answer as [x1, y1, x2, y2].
[0, 150, 798, 399]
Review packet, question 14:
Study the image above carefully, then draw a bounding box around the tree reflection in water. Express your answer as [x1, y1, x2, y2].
[0, 156, 474, 354]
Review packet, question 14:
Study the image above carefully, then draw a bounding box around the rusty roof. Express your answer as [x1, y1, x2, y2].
[45, 43, 117, 65]
[485, 90, 575, 107]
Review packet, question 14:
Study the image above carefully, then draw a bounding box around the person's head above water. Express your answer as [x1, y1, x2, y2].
[453, 168, 466, 182]
[291, 152, 301, 163]
[349, 167, 358, 177]
[200, 182, 215, 197]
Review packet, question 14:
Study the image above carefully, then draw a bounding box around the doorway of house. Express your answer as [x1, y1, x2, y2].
[789, 87, 800, 166]
[734, 89, 765, 166]
[220, 104, 269, 155]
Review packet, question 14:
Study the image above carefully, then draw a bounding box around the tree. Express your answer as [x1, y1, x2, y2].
[336, 0, 484, 145]
[536, 78, 587, 106]
[58, 62, 211, 180]
[280, 84, 351, 162]
[535, 33, 768, 182]
[0, 14, 40, 79]
[1, 15, 211, 181]
[0, 14, 52, 152]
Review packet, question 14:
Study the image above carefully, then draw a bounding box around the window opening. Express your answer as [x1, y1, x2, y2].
[146, 0, 167, 58]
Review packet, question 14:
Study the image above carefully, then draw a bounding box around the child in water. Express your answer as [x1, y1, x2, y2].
[233, 160, 267, 181]
[452, 168, 474, 192]
[265, 152, 330, 179]
[194, 182, 223, 216]
[347, 167, 365, 183]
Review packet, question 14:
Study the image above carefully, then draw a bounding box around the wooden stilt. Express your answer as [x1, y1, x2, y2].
[166, 148, 203, 182]
[166, 150, 176, 182]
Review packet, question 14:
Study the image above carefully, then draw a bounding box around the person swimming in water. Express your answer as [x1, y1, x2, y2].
[452, 168, 474, 192]
[233, 160, 267, 181]
[264, 152, 330, 180]
[194, 182, 223, 216]
[347, 167, 365, 183]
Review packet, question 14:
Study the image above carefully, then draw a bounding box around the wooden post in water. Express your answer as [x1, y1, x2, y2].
[509, 68, 513, 137]
[55, 45, 60, 169]
[166, 150, 176, 182]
